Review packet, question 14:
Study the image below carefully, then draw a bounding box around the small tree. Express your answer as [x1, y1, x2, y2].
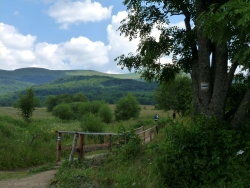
[114, 93, 141, 121]
[154, 76, 192, 117]
[17, 87, 40, 123]
[45, 95, 57, 112]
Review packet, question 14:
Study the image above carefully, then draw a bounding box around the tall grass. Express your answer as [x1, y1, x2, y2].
[0, 105, 170, 176]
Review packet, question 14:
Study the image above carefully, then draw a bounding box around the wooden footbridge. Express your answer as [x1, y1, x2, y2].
[56, 125, 158, 162]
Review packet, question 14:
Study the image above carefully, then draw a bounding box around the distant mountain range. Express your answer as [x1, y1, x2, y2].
[0, 68, 157, 106]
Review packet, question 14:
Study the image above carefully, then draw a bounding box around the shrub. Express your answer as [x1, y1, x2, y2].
[77, 100, 105, 120]
[114, 93, 141, 121]
[80, 113, 104, 133]
[98, 103, 113, 123]
[154, 116, 250, 187]
[45, 95, 57, 112]
[157, 116, 173, 130]
[114, 127, 142, 161]
[52, 103, 74, 121]
[69, 102, 84, 119]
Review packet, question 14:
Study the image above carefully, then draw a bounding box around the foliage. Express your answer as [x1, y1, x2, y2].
[80, 113, 104, 133]
[155, 117, 250, 187]
[98, 103, 113, 123]
[225, 73, 250, 120]
[52, 103, 74, 121]
[45, 95, 57, 112]
[17, 87, 40, 123]
[0, 115, 55, 170]
[45, 93, 88, 112]
[73, 92, 89, 102]
[114, 93, 141, 121]
[156, 116, 173, 130]
[154, 75, 192, 116]
[0, 75, 157, 107]
[115, 129, 142, 161]
[115, 0, 250, 128]
[77, 100, 104, 120]
[199, 0, 250, 67]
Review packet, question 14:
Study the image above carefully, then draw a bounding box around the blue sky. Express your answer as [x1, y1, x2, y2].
[0, 0, 184, 74]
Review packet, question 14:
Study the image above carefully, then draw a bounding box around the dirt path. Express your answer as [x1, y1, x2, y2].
[0, 154, 105, 188]
[0, 169, 57, 188]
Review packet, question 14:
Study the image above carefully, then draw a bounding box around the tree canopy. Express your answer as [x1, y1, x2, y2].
[154, 75, 192, 116]
[115, 0, 250, 129]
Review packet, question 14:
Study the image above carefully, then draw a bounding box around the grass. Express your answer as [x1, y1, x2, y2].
[0, 105, 178, 185]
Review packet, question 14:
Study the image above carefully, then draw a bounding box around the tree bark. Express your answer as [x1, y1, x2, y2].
[196, 0, 212, 115]
[208, 43, 228, 120]
[230, 88, 250, 129]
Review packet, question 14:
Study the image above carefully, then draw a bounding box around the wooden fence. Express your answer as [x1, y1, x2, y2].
[56, 125, 158, 162]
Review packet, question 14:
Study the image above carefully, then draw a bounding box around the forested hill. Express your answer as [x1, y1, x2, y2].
[0, 75, 158, 106]
[0, 68, 141, 95]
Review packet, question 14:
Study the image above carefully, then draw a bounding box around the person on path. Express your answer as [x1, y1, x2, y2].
[172, 111, 176, 121]
[154, 114, 158, 122]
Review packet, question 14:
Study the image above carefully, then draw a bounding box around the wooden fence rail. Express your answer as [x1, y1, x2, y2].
[56, 125, 158, 162]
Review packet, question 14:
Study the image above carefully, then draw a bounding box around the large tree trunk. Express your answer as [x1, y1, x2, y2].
[230, 88, 250, 129]
[208, 43, 228, 120]
[195, 1, 212, 115]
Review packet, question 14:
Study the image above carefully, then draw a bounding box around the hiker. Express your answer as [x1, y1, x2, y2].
[154, 114, 158, 122]
[172, 111, 176, 120]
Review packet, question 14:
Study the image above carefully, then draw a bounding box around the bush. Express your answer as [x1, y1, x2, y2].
[69, 102, 85, 119]
[98, 103, 113, 123]
[45, 95, 57, 112]
[114, 93, 141, 121]
[113, 127, 142, 161]
[80, 113, 104, 133]
[77, 100, 105, 120]
[157, 116, 173, 130]
[52, 103, 74, 121]
[155, 116, 250, 187]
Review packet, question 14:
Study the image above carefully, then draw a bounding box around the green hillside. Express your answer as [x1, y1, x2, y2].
[0, 68, 141, 96]
[0, 75, 157, 106]
[0, 78, 35, 94]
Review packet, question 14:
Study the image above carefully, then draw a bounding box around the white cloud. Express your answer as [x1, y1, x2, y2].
[0, 10, 179, 73]
[106, 11, 139, 73]
[0, 23, 36, 69]
[0, 23, 36, 49]
[0, 22, 110, 71]
[47, 0, 112, 29]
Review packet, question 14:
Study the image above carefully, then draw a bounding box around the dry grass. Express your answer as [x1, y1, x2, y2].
[0, 107, 54, 119]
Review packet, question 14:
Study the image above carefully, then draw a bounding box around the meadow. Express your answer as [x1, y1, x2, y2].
[2, 105, 248, 187]
[0, 105, 171, 174]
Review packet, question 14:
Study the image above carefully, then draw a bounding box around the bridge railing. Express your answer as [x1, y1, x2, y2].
[56, 125, 158, 162]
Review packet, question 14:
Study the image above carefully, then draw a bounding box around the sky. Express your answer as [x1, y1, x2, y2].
[0, 0, 184, 74]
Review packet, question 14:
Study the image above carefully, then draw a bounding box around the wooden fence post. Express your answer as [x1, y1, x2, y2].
[56, 132, 62, 162]
[104, 135, 106, 144]
[154, 125, 158, 134]
[150, 129, 152, 141]
[109, 134, 112, 151]
[78, 134, 84, 160]
[69, 133, 78, 162]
